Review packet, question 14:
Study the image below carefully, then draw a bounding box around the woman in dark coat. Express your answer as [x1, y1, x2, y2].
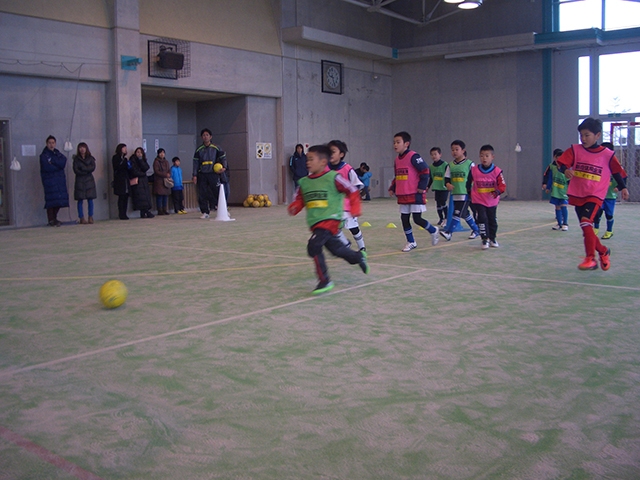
[152, 148, 172, 215]
[112, 143, 130, 220]
[129, 147, 154, 218]
[39, 135, 69, 226]
[73, 142, 97, 224]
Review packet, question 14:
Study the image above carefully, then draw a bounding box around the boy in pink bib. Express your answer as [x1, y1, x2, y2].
[556, 118, 628, 271]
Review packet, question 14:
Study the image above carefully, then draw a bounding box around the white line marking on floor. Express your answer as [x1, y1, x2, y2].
[0, 270, 427, 378]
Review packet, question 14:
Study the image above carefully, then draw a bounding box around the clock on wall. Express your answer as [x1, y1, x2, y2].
[322, 60, 343, 95]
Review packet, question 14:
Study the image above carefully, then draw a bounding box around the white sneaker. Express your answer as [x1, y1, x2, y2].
[431, 226, 439, 246]
[482, 240, 489, 250]
[439, 230, 452, 241]
[552, 224, 562, 230]
[402, 242, 417, 252]
[561, 225, 568, 231]
[468, 231, 479, 239]
[490, 240, 500, 248]
[200, 213, 210, 219]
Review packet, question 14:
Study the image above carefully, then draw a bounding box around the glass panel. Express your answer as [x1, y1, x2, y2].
[599, 51, 640, 115]
[559, 0, 602, 32]
[579, 56, 590, 116]
[605, 0, 640, 31]
[602, 121, 611, 144]
[0, 120, 8, 225]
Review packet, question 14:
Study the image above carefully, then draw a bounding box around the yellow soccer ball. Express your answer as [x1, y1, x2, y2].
[247, 195, 254, 203]
[243, 199, 250, 207]
[257, 194, 265, 202]
[99, 280, 128, 309]
[252, 200, 260, 207]
[265, 200, 272, 207]
[213, 163, 223, 174]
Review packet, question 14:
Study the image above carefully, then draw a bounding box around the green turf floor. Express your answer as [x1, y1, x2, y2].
[0, 199, 639, 479]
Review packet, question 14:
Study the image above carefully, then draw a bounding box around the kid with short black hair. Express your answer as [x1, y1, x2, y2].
[328, 139, 367, 252]
[467, 145, 506, 249]
[439, 139, 480, 241]
[593, 142, 626, 239]
[171, 157, 187, 214]
[426, 146, 448, 226]
[556, 117, 629, 271]
[358, 164, 372, 201]
[543, 148, 569, 231]
[288, 144, 369, 295]
[388, 131, 439, 252]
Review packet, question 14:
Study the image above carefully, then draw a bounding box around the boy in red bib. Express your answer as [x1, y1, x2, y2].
[467, 145, 506, 249]
[556, 118, 628, 270]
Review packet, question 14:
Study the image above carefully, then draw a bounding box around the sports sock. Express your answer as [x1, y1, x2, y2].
[351, 229, 366, 250]
[465, 214, 479, 233]
[335, 230, 350, 246]
[580, 219, 606, 256]
[555, 209, 563, 226]
[404, 228, 415, 243]
[561, 206, 568, 225]
[606, 215, 614, 232]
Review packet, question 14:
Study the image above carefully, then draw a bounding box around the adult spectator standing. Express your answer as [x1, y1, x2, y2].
[193, 128, 226, 219]
[152, 148, 171, 215]
[112, 143, 130, 220]
[129, 147, 154, 218]
[289, 144, 308, 195]
[72, 142, 97, 224]
[39, 135, 69, 226]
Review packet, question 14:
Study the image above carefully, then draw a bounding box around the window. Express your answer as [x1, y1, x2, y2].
[558, 0, 640, 32]
[578, 56, 590, 116]
[599, 51, 640, 115]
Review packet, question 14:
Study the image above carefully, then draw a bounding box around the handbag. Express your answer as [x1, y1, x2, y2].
[129, 176, 139, 186]
[10, 157, 21, 171]
[164, 177, 174, 188]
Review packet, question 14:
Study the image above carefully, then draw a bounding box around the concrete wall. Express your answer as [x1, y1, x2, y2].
[0, 75, 109, 227]
[391, 51, 543, 201]
[0, 0, 281, 55]
[140, 0, 281, 56]
[196, 97, 249, 205]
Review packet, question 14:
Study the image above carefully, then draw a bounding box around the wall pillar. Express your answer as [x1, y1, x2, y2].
[106, 0, 143, 218]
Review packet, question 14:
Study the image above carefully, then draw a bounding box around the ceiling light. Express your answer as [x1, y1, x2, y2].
[458, 0, 483, 9]
[444, 0, 464, 3]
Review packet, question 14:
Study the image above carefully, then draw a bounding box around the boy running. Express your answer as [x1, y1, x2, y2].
[542, 148, 569, 231]
[439, 140, 480, 241]
[328, 140, 366, 252]
[288, 144, 369, 295]
[556, 118, 628, 270]
[388, 131, 439, 252]
[426, 147, 449, 226]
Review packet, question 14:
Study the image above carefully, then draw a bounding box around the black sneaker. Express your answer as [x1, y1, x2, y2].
[312, 280, 334, 295]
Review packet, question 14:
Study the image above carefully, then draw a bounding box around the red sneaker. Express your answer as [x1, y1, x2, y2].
[599, 248, 611, 271]
[578, 256, 598, 270]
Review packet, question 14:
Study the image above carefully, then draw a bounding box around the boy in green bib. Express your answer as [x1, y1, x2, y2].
[288, 145, 369, 295]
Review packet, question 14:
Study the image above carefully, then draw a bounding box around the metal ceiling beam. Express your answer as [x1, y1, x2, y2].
[338, 0, 462, 26]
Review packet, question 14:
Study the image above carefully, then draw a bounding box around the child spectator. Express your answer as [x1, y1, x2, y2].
[388, 131, 439, 252]
[439, 140, 480, 241]
[593, 142, 625, 239]
[288, 144, 369, 295]
[328, 140, 367, 252]
[358, 164, 372, 201]
[468, 145, 506, 249]
[543, 148, 569, 231]
[426, 147, 448, 226]
[171, 157, 187, 214]
[556, 117, 628, 270]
